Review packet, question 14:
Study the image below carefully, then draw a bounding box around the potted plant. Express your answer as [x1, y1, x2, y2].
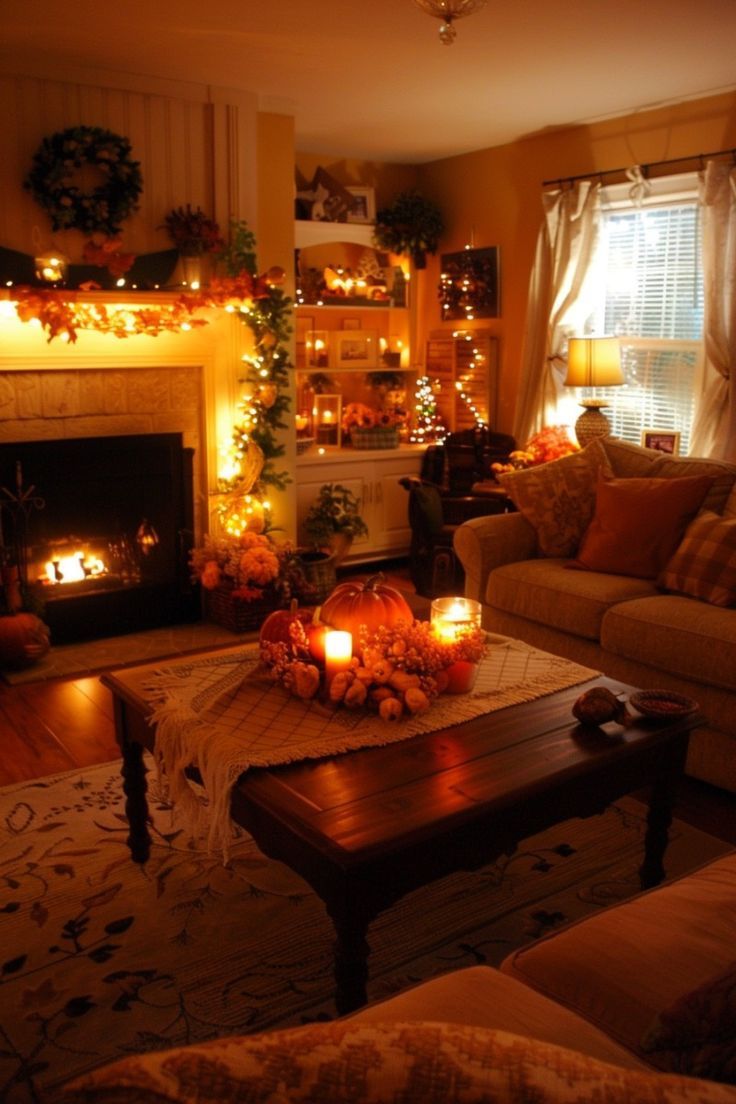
[161, 204, 224, 286]
[303, 483, 369, 564]
[373, 190, 445, 269]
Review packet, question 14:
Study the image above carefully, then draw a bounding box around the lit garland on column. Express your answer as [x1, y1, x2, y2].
[214, 221, 293, 537]
[409, 375, 447, 444]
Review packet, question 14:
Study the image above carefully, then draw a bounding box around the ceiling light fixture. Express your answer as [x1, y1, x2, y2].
[414, 0, 487, 45]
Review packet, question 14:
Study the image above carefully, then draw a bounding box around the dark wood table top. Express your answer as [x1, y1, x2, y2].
[102, 644, 696, 1012]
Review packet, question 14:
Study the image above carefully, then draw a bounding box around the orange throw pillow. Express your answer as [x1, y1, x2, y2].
[572, 473, 714, 579]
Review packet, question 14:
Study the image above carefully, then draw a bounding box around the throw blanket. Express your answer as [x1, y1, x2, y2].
[147, 636, 598, 860]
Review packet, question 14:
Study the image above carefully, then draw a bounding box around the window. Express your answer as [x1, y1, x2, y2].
[575, 175, 703, 454]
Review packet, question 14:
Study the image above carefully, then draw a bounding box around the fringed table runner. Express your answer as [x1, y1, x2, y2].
[146, 636, 598, 860]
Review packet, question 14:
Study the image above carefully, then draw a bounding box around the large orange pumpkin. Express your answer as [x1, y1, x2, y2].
[320, 574, 413, 636]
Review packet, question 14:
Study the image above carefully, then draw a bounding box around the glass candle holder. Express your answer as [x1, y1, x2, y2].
[430, 597, 482, 643]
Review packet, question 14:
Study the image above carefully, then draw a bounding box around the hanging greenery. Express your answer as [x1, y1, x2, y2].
[24, 126, 143, 236]
[373, 189, 445, 269]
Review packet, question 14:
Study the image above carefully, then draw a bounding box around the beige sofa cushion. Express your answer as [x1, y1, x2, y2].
[487, 559, 658, 641]
[501, 853, 736, 1076]
[60, 1020, 736, 1104]
[352, 965, 648, 1069]
[601, 438, 736, 514]
[497, 440, 608, 558]
[601, 594, 736, 691]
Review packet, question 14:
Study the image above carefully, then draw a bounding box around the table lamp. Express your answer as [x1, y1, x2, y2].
[564, 337, 624, 447]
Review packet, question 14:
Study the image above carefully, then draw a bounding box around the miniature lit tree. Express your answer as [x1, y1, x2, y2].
[409, 375, 446, 444]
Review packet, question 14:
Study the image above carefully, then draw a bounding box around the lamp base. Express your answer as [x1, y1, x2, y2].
[574, 400, 613, 448]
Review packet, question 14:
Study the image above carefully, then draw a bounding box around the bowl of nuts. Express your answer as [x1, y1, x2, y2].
[629, 689, 699, 719]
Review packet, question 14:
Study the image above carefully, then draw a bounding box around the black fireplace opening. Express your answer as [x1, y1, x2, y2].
[0, 434, 200, 644]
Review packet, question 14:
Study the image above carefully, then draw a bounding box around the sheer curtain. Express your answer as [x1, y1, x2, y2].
[690, 160, 736, 461]
[513, 181, 601, 446]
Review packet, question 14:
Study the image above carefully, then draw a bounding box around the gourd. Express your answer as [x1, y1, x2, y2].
[320, 574, 413, 637]
[0, 613, 51, 667]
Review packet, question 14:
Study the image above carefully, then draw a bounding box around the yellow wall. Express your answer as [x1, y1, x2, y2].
[417, 90, 736, 436]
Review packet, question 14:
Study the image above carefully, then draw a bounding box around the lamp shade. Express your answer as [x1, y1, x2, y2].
[565, 337, 623, 388]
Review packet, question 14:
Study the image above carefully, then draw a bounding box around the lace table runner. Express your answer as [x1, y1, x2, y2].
[146, 636, 598, 860]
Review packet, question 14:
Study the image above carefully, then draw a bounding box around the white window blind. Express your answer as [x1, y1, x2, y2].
[576, 177, 704, 454]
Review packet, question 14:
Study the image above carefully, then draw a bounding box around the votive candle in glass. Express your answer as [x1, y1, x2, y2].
[324, 630, 353, 686]
[430, 597, 482, 643]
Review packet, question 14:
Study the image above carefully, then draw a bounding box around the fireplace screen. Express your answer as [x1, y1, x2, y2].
[0, 434, 197, 644]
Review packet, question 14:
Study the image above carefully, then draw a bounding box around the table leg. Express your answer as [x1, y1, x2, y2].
[328, 904, 372, 1015]
[121, 738, 151, 863]
[639, 738, 687, 889]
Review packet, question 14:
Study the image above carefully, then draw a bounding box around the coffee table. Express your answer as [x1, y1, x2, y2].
[102, 648, 696, 1015]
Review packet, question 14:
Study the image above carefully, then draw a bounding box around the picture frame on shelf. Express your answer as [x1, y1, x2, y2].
[333, 330, 379, 369]
[641, 429, 680, 455]
[346, 185, 376, 225]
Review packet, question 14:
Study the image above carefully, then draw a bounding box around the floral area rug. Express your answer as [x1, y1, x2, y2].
[0, 758, 729, 1103]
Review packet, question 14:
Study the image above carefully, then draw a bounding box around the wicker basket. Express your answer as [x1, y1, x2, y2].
[204, 585, 280, 633]
[350, 426, 399, 450]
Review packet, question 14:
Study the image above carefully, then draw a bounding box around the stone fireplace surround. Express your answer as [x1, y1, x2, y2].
[0, 312, 245, 642]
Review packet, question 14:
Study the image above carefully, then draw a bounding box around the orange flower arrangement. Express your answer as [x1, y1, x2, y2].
[492, 425, 579, 476]
[190, 531, 314, 603]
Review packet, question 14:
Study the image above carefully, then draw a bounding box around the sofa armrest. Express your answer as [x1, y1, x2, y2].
[454, 512, 538, 602]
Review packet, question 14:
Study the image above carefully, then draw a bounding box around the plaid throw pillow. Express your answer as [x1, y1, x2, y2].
[659, 511, 736, 607]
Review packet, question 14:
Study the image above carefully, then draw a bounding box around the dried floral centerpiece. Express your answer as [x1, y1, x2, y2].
[260, 613, 486, 720]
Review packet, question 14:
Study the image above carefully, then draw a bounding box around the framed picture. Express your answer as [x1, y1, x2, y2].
[439, 246, 500, 320]
[342, 317, 361, 330]
[346, 185, 376, 224]
[641, 429, 680, 455]
[333, 330, 379, 369]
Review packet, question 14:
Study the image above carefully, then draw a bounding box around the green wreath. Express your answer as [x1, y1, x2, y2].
[24, 126, 143, 236]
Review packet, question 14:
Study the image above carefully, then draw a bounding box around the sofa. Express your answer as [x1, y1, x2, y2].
[453, 436, 736, 793]
[59, 850, 736, 1101]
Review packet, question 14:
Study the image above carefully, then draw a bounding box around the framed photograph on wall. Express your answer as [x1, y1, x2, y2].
[342, 317, 361, 330]
[333, 330, 379, 368]
[346, 186, 376, 224]
[641, 429, 680, 455]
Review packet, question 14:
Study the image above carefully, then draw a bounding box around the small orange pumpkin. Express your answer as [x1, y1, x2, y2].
[320, 574, 413, 637]
[259, 598, 313, 647]
[0, 613, 51, 668]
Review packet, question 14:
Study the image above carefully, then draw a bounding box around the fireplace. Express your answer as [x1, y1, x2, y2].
[0, 434, 199, 644]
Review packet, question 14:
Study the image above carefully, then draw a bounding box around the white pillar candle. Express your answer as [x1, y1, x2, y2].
[324, 630, 353, 685]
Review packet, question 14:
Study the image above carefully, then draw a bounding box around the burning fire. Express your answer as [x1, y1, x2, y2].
[43, 551, 107, 585]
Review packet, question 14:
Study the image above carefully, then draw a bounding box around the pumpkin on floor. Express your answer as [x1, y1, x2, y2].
[0, 612, 51, 667]
[320, 574, 413, 636]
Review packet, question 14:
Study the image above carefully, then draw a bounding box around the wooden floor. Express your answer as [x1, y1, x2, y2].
[1, 561, 735, 846]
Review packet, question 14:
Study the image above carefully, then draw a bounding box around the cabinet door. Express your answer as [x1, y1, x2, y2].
[296, 474, 371, 551]
[370, 454, 423, 558]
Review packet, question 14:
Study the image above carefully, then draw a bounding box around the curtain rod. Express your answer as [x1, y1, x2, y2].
[542, 146, 736, 188]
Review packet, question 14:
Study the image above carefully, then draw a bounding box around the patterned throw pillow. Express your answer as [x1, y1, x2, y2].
[497, 440, 608, 558]
[659, 511, 736, 607]
[571, 473, 714, 579]
[59, 1020, 736, 1103]
[641, 962, 736, 1083]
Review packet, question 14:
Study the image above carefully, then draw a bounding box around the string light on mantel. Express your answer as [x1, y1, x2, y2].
[453, 330, 487, 429]
[410, 375, 447, 444]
